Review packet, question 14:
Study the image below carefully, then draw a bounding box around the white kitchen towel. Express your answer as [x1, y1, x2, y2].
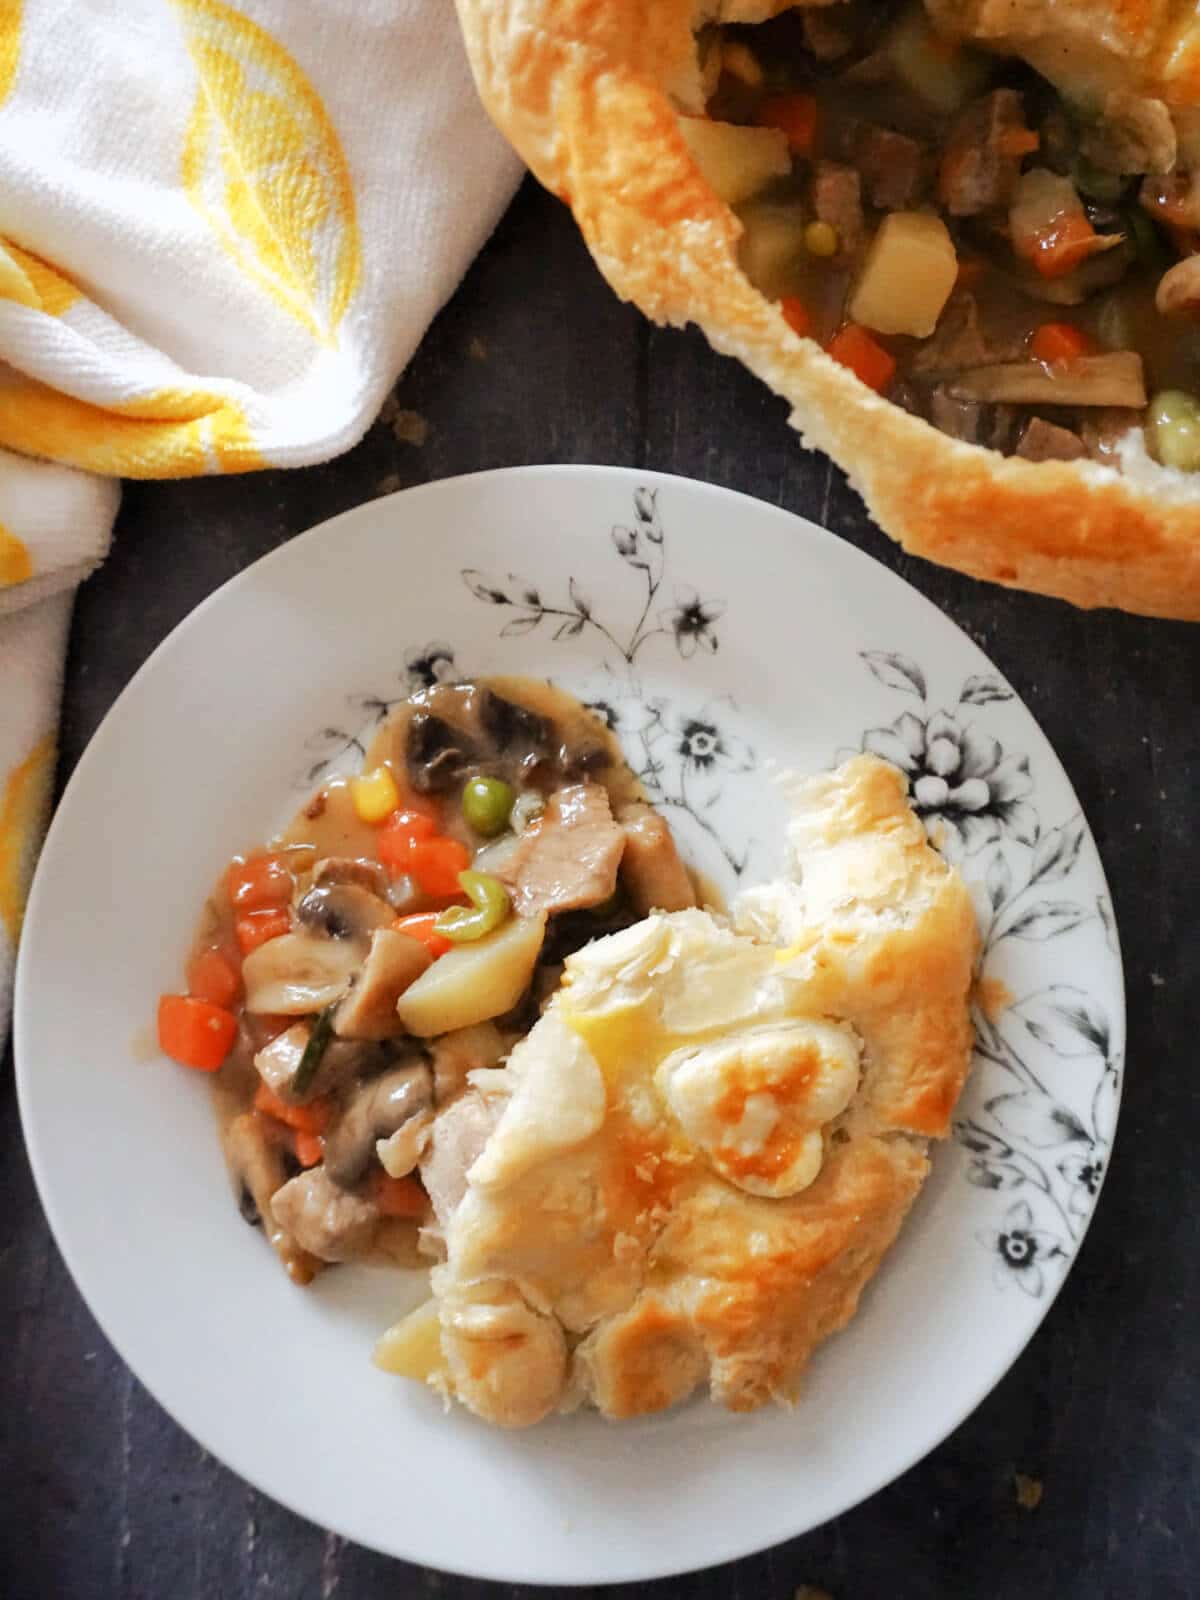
[0, 0, 523, 1032]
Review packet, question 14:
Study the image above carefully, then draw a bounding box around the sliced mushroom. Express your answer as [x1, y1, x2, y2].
[949, 352, 1146, 409]
[1156, 256, 1200, 317]
[478, 689, 553, 761]
[312, 856, 391, 897]
[242, 930, 365, 1015]
[222, 1112, 321, 1284]
[377, 1110, 435, 1178]
[295, 883, 394, 940]
[406, 712, 479, 793]
[333, 928, 432, 1040]
[323, 1060, 434, 1187]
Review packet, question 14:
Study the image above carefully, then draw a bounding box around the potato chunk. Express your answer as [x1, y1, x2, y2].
[678, 117, 790, 207]
[850, 212, 958, 338]
[395, 913, 546, 1037]
[374, 1298, 444, 1380]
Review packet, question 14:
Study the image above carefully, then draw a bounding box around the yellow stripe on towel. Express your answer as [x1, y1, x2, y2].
[0, 730, 54, 945]
[0, 379, 263, 476]
[0, 240, 83, 316]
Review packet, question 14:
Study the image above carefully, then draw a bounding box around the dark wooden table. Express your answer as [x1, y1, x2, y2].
[4, 178, 1198, 1600]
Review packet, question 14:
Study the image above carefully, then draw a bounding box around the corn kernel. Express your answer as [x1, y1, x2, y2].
[804, 220, 839, 257]
[721, 41, 764, 87]
[351, 765, 400, 824]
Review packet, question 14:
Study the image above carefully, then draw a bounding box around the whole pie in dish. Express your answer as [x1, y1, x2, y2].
[455, 0, 1200, 619]
[377, 753, 977, 1426]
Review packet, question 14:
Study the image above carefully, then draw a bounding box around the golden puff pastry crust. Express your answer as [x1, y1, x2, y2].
[418, 756, 978, 1427]
[454, 0, 1200, 619]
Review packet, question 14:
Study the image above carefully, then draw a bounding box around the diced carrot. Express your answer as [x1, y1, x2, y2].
[254, 1081, 331, 1135]
[757, 93, 819, 155]
[1031, 322, 1095, 365]
[377, 808, 438, 873]
[1031, 214, 1099, 279]
[157, 994, 237, 1072]
[998, 127, 1040, 159]
[779, 296, 811, 338]
[409, 837, 471, 898]
[293, 1130, 324, 1168]
[227, 853, 292, 911]
[186, 947, 241, 1009]
[393, 912, 453, 958]
[371, 1171, 429, 1218]
[235, 907, 291, 955]
[825, 323, 896, 393]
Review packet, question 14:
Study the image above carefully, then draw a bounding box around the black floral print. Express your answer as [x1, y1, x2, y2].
[584, 698, 620, 731]
[662, 588, 724, 659]
[854, 647, 1120, 1294]
[980, 1200, 1067, 1297]
[404, 641, 457, 690]
[863, 708, 1036, 854]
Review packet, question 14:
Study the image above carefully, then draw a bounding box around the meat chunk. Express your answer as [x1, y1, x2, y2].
[856, 125, 925, 212]
[911, 294, 1025, 378]
[333, 928, 431, 1039]
[928, 389, 1017, 451]
[929, 389, 985, 444]
[939, 89, 1032, 216]
[269, 1167, 380, 1262]
[252, 1024, 311, 1096]
[617, 804, 697, 915]
[501, 782, 625, 918]
[812, 161, 863, 253]
[1015, 417, 1087, 463]
[421, 1091, 500, 1225]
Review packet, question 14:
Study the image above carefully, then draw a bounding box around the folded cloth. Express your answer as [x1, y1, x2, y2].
[0, 0, 523, 1034]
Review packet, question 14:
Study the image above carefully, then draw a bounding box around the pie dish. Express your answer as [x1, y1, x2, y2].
[455, 0, 1200, 618]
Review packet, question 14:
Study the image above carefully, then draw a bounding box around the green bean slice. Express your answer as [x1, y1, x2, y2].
[290, 1002, 337, 1097]
[435, 871, 511, 943]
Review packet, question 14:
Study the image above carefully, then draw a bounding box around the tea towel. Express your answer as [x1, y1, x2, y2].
[0, 0, 523, 1030]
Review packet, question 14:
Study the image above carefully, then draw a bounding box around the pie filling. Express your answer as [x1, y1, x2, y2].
[686, 2, 1200, 472]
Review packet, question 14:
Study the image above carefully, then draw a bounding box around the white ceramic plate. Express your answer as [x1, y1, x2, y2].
[16, 467, 1124, 1585]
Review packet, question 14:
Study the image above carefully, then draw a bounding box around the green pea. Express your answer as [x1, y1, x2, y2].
[1148, 389, 1200, 472]
[462, 775, 515, 837]
[435, 871, 511, 943]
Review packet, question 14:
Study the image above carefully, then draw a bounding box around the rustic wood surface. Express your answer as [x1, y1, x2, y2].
[3, 179, 1198, 1600]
